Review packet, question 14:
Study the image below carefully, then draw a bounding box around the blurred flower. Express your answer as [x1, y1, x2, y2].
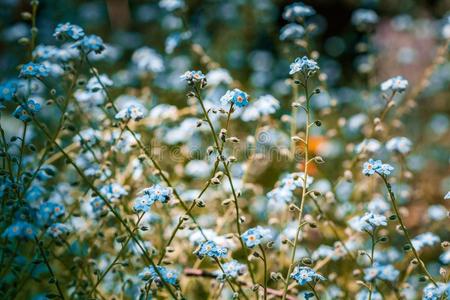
[291, 266, 325, 285]
[194, 240, 228, 259]
[351, 9, 378, 31]
[289, 56, 319, 76]
[381, 76, 409, 93]
[242, 226, 271, 248]
[282, 2, 316, 21]
[280, 23, 305, 41]
[54, 22, 85, 40]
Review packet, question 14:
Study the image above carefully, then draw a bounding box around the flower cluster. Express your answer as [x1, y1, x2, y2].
[241, 226, 271, 248]
[193, 240, 228, 259]
[291, 266, 326, 285]
[289, 56, 320, 76]
[362, 159, 395, 176]
[139, 265, 179, 286]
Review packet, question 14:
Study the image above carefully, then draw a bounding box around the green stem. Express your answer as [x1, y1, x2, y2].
[259, 245, 268, 300]
[193, 85, 256, 285]
[379, 174, 437, 287]
[282, 78, 310, 300]
[35, 238, 65, 300]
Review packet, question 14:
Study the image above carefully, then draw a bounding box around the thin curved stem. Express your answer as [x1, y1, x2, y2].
[379, 174, 437, 287]
[282, 78, 310, 300]
[193, 85, 256, 285]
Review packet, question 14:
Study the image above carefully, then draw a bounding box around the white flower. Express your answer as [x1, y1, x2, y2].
[132, 47, 165, 73]
[380, 76, 408, 93]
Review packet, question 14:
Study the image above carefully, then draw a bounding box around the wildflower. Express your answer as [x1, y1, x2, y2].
[139, 265, 179, 286]
[13, 99, 41, 122]
[138, 184, 172, 204]
[2, 221, 37, 240]
[194, 240, 228, 259]
[37, 201, 65, 225]
[267, 187, 293, 204]
[280, 23, 305, 41]
[0, 80, 17, 101]
[242, 226, 271, 248]
[220, 88, 249, 108]
[19, 62, 49, 78]
[159, 0, 185, 11]
[289, 56, 319, 76]
[132, 47, 165, 73]
[361, 159, 394, 176]
[380, 76, 409, 93]
[46, 223, 70, 238]
[90, 197, 106, 215]
[74, 35, 105, 54]
[115, 105, 145, 121]
[206, 68, 232, 86]
[215, 260, 246, 282]
[422, 283, 450, 300]
[379, 163, 395, 176]
[54, 22, 85, 40]
[428, 205, 447, 221]
[349, 212, 387, 232]
[386, 137, 412, 154]
[411, 232, 440, 251]
[241, 94, 280, 121]
[282, 2, 316, 21]
[100, 183, 128, 200]
[180, 70, 206, 85]
[133, 196, 153, 213]
[377, 264, 399, 282]
[351, 9, 379, 31]
[291, 266, 325, 285]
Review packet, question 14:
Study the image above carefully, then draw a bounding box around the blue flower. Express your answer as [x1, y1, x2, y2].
[349, 212, 387, 232]
[194, 240, 228, 259]
[46, 223, 70, 238]
[351, 9, 379, 31]
[13, 100, 41, 122]
[75, 35, 105, 54]
[19, 62, 49, 78]
[37, 201, 65, 226]
[280, 23, 305, 41]
[386, 137, 412, 154]
[220, 88, 249, 108]
[289, 56, 319, 76]
[422, 283, 450, 300]
[90, 197, 106, 215]
[133, 196, 153, 213]
[3, 221, 37, 240]
[362, 159, 382, 176]
[242, 226, 271, 248]
[180, 70, 206, 85]
[411, 232, 440, 251]
[115, 105, 145, 121]
[139, 184, 172, 204]
[54, 22, 85, 40]
[381, 76, 409, 93]
[215, 260, 246, 282]
[139, 266, 179, 287]
[362, 159, 394, 176]
[364, 264, 399, 282]
[0, 80, 17, 102]
[282, 2, 316, 21]
[291, 266, 325, 286]
[379, 163, 394, 176]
